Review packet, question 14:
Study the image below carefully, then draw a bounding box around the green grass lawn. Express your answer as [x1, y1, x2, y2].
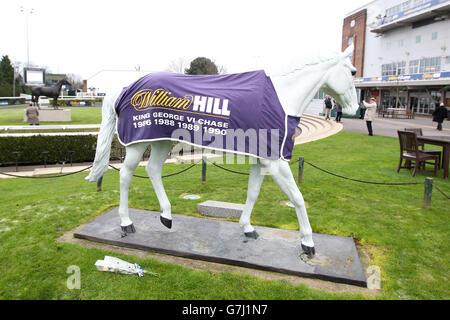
[0, 107, 102, 126]
[0, 131, 448, 299]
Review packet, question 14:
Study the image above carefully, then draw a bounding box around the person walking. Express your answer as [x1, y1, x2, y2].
[432, 102, 448, 131]
[324, 95, 332, 120]
[25, 103, 40, 125]
[362, 97, 377, 136]
[334, 102, 343, 123]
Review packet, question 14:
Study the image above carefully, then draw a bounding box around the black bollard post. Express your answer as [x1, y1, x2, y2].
[298, 156, 304, 184]
[119, 147, 124, 163]
[423, 177, 433, 209]
[97, 176, 103, 192]
[68, 150, 74, 166]
[202, 156, 207, 184]
[41, 151, 49, 168]
[12, 151, 21, 172]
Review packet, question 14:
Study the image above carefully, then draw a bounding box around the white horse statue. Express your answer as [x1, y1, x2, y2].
[86, 45, 359, 259]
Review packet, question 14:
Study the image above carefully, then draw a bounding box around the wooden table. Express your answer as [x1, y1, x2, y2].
[418, 135, 450, 179]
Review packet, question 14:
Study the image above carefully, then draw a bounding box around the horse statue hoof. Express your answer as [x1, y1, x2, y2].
[120, 224, 136, 238]
[244, 230, 259, 239]
[301, 244, 315, 259]
[160, 216, 172, 229]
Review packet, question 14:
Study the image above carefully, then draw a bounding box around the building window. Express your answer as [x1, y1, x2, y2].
[350, 20, 355, 27]
[399, 39, 404, 47]
[409, 59, 419, 74]
[397, 61, 406, 75]
[348, 36, 354, 46]
[381, 61, 406, 76]
[385, 1, 412, 17]
[431, 32, 438, 40]
[419, 57, 441, 73]
[416, 35, 421, 43]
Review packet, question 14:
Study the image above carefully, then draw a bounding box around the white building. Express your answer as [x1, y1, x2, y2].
[343, 0, 450, 115]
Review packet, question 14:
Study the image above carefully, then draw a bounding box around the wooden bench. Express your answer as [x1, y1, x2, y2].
[380, 108, 415, 119]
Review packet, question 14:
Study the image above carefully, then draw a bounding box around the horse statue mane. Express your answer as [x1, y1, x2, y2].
[268, 44, 354, 78]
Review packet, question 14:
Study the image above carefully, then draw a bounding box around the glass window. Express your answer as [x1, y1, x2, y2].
[431, 32, 438, 40]
[399, 39, 404, 47]
[381, 61, 406, 76]
[397, 61, 406, 75]
[409, 59, 419, 74]
[416, 35, 421, 43]
[419, 57, 441, 73]
[348, 36, 354, 46]
[402, 0, 411, 10]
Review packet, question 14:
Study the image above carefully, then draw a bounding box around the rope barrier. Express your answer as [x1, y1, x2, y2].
[0, 165, 93, 179]
[108, 160, 201, 179]
[432, 183, 450, 199]
[205, 158, 250, 175]
[304, 160, 422, 185]
[0, 156, 447, 201]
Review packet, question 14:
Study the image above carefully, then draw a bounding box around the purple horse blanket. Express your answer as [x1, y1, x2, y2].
[114, 71, 300, 160]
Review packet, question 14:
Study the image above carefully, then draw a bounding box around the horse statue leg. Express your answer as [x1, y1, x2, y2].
[147, 140, 173, 228]
[239, 162, 265, 239]
[260, 159, 315, 258]
[119, 142, 149, 236]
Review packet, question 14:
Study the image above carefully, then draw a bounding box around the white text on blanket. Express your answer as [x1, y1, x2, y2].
[192, 96, 230, 117]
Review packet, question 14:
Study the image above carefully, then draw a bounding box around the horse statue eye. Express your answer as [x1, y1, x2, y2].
[351, 70, 357, 76]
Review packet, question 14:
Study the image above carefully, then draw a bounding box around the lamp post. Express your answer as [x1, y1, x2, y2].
[12, 63, 19, 97]
[20, 6, 34, 67]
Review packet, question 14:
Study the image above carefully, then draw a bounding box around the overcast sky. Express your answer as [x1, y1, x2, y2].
[1, 0, 370, 80]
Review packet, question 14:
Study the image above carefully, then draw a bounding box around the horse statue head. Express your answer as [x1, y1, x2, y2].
[59, 78, 72, 87]
[321, 44, 359, 115]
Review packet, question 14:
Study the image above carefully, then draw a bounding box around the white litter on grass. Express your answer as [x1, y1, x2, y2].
[183, 194, 201, 200]
[94, 256, 159, 277]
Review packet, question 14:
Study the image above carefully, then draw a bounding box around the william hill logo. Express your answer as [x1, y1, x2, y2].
[131, 89, 193, 111]
[130, 88, 231, 117]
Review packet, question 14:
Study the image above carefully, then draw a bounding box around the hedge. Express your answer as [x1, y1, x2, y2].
[0, 134, 125, 166]
[0, 98, 27, 106]
[0, 134, 180, 166]
[48, 98, 103, 107]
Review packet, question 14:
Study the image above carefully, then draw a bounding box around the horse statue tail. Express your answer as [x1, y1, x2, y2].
[85, 92, 119, 182]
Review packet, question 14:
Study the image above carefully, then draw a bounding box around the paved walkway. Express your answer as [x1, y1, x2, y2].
[340, 115, 449, 138]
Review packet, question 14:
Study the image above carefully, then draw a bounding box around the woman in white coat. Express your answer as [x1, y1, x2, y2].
[362, 97, 377, 136]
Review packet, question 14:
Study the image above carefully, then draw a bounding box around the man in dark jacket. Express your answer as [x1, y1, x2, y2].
[324, 96, 332, 120]
[432, 103, 448, 131]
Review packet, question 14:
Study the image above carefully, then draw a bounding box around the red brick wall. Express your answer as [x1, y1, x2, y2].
[342, 9, 367, 78]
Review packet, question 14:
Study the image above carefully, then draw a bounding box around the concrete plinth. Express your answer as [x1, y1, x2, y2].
[24, 108, 71, 122]
[74, 207, 367, 287]
[198, 200, 244, 218]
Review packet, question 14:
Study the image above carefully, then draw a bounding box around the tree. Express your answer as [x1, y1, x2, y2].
[185, 57, 219, 75]
[0, 55, 26, 96]
[166, 58, 191, 74]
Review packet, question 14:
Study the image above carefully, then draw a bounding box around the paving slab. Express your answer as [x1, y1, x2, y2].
[75, 207, 367, 286]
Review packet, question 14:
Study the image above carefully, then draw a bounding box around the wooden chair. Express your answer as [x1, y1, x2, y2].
[404, 128, 441, 168]
[397, 130, 439, 177]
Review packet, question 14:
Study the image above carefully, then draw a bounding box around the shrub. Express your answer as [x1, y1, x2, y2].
[0, 134, 180, 166]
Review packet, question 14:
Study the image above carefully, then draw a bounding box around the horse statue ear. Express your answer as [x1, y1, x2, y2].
[343, 44, 354, 57]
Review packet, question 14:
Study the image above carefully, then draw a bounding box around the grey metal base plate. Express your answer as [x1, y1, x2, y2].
[74, 207, 367, 287]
